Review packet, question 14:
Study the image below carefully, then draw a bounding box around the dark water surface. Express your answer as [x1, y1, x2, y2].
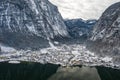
[0, 62, 120, 80]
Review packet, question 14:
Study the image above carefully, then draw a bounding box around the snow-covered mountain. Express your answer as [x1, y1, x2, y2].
[0, 0, 68, 49]
[89, 2, 120, 64]
[64, 19, 97, 38]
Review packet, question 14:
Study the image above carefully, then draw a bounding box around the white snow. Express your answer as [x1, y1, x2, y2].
[29, 0, 39, 14]
[0, 44, 16, 52]
[72, 51, 79, 55]
[101, 56, 112, 62]
[40, 49, 48, 54]
[8, 61, 20, 64]
[54, 41, 59, 45]
[26, 23, 37, 34]
[48, 41, 57, 49]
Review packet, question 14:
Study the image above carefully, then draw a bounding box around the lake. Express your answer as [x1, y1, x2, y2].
[0, 62, 120, 80]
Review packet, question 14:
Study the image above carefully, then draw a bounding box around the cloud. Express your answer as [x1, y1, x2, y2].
[49, 0, 120, 20]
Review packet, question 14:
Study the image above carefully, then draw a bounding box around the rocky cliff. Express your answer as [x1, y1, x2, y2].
[0, 0, 68, 49]
[89, 2, 120, 64]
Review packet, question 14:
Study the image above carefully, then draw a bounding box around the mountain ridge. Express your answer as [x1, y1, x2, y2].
[88, 2, 120, 64]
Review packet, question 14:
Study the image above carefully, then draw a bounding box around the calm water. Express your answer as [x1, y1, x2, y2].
[0, 62, 120, 80]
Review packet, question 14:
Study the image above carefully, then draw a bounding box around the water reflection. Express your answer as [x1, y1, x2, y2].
[49, 66, 101, 80]
[0, 62, 120, 80]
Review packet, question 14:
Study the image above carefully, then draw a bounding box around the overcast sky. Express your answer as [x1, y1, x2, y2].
[49, 0, 120, 20]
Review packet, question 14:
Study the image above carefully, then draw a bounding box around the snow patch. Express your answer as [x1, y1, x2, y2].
[40, 49, 48, 54]
[29, 0, 39, 14]
[101, 56, 112, 62]
[8, 61, 20, 64]
[54, 41, 59, 45]
[72, 51, 79, 55]
[0, 44, 16, 53]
